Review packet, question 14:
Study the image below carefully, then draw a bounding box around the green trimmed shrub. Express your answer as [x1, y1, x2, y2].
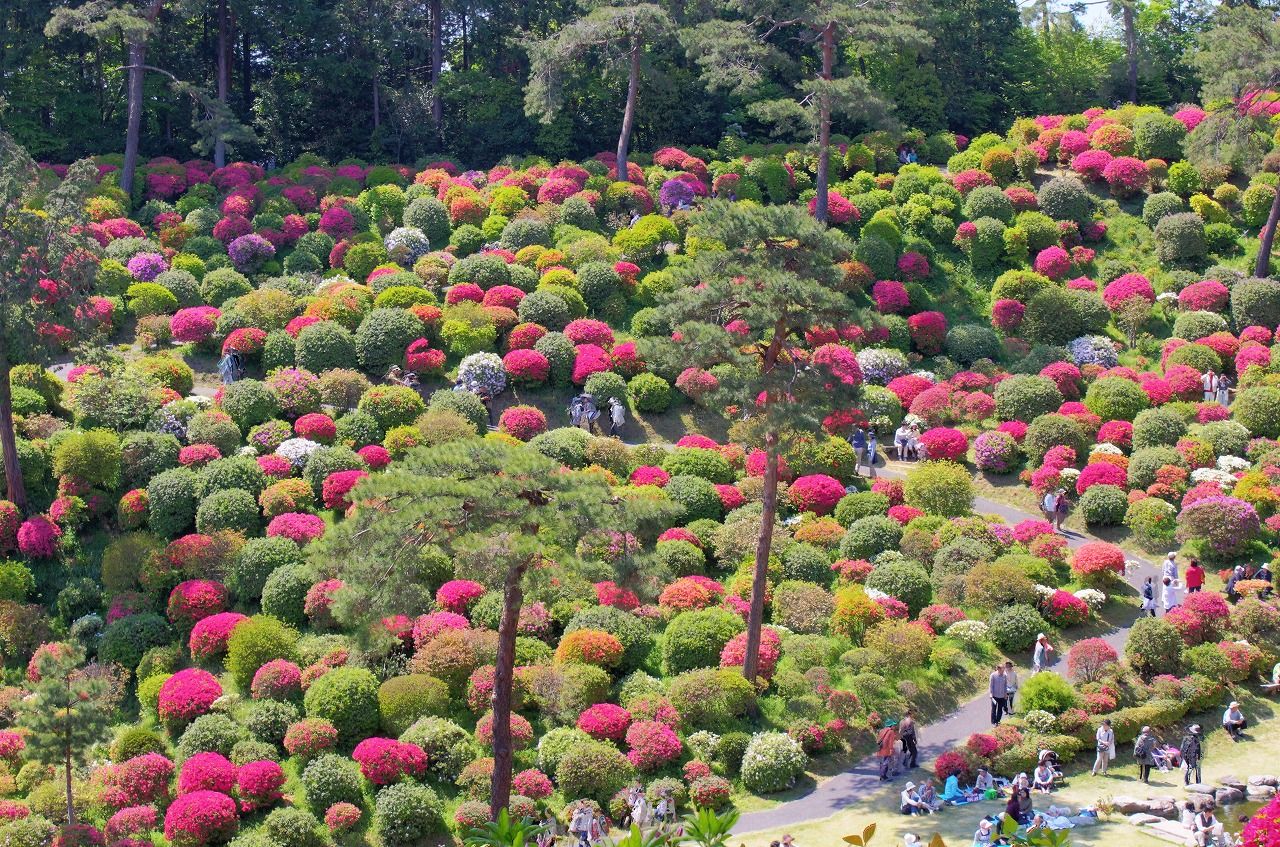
[1037, 177, 1092, 224]
[740, 732, 807, 793]
[227, 537, 304, 603]
[1154, 212, 1206, 267]
[903, 461, 973, 518]
[1078, 484, 1128, 526]
[375, 782, 445, 845]
[227, 614, 300, 689]
[1018, 670, 1079, 714]
[303, 666, 380, 745]
[195, 489, 260, 535]
[300, 753, 364, 814]
[628, 373, 671, 413]
[864, 560, 932, 615]
[834, 492, 889, 527]
[664, 475, 723, 523]
[662, 607, 744, 674]
[995, 375, 1064, 422]
[1233, 386, 1280, 438]
[146, 468, 199, 538]
[295, 322, 358, 374]
[1231, 278, 1280, 331]
[1084, 377, 1150, 423]
[1124, 616, 1184, 677]
[987, 604, 1048, 653]
[840, 515, 904, 560]
[378, 674, 450, 736]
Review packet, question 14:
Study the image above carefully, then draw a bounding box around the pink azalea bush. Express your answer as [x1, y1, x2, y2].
[351, 737, 429, 784]
[158, 669, 223, 724]
[163, 790, 238, 847]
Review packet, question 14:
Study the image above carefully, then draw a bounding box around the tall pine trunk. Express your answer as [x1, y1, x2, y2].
[64, 746, 75, 825]
[430, 0, 443, 127]
[615, 38, 640, 183]
[1255, 185, 1280, 278]
[1123, 3, 1137, 104]
[488, 560, 529, 818]
[0, 359, 28, 513]
[121, 36, 146, 198]
[214, 0, 228, 168]
[741, 432, 778, 683]
[813, 22, 835, 223]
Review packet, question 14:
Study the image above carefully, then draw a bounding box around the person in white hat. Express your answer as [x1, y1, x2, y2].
[974, 819, 995, 847]
[1032, 633, 1054, 673]
[904, 833, 921, 847]
[1163, 552, 1179, 584]
[901, 782, 928, 815]
[1223, 702, 1247, 741]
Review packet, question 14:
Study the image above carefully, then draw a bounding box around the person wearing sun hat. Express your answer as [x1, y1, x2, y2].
[878, 718, 900, 781]
[901, 781, 928, 815]
[973, 819, 995, 847]
[1223, 702, 1247, 740]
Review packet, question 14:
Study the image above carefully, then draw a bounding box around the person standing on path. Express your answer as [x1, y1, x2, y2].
[852, 428, 868, 476]
[1053, 489, 1070, 532]
[1134, 726, 1158, 784]
[1162, 576, 1180, 614]
[1032, 633, 1055, 673]
[1186, 559, 1205, 594]
[1092, 718, 1115, 776]
[989, 664, 1009, 725]
[1202, 368, 1218, 402]
[1003, 661, 1019, 715]
[878, 720, 900, 781]
[1141, 576, 1157, 616]
[1041, 488, 1058, 524]
[1180, 724, 1204, 785]
[899, 709, 919, 769]
[1162, 552, 1179, 584]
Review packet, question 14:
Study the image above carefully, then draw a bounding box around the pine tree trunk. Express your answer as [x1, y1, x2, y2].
[430, 0, 443, 127]
[214, 0, 229, 168]
[615, 38, 640, 183]
[64, 746, 75, 826]
[813, 22, 835, 224]
[1123, 3, 1138, 104]
[121, 36, 146, 198]
[0, 359, 28, 513]
[742, 433, 778, 683]
[488, 559, 529, 818]
[1255, 185, 1280, 278]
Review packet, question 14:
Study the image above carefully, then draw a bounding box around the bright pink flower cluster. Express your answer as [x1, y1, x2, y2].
[159, 669, 223, 723]
[167, 579, 228, 628]
[351, 737, 429, 784]
[907, 311, 947, 356]
[412, 611, 470, 649]
[17, 515, 61, 558]
[266, 512, 326, 544]
[872, 280, 910, 314]
[565, 318, 615, 348]
[294, 413, 336, 443]
[1103, 273, 1155, 310]
[918, 427, 969, 462]
[577, 703, 633, 740]
[283, 718, 338, 758]
[625, 720, 683, 771]
[105, 806, 156, 841]
[189, 612, 248, 659]
[630, 466, 671, 487]
[503, 349, 551, 384]
[571, 344, 612, 384]
[100, 753, 175, 809]
[720, 627, 780, 679]
[992, 298, 1025, 333]
[498, 405, 547, 441]
[594, 581, 640, 611]
[170, 307, 221, 344]
[178, 752, 236, 795]
[1033, 246, 1071, 280]
[251, 659, 303, 700]
[436, 579, 486, 614]
[321, 470, 368, 510]
[1075, 462, 1126, 494]
[787, 474, 846, 516]
[1041, 589, 1090, 627]
[178, 444, 222, 467]
[235, 760, 285, 811]
[163, 790, 239, 847]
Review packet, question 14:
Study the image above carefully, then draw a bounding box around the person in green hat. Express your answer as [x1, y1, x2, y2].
[878, 719, 899, 781]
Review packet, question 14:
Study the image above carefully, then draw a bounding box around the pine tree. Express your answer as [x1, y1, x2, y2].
[643, 201, 865, 682]
[18, 643, 114, 826]
[524, 3, 675, 180]
[315, 439, 668, 816]
[0, 133, 99, 512]
[1185, 5, 1280, 276]
[683, 0, 927, 221]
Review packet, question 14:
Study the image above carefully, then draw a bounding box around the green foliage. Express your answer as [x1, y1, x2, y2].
[987, 604, 1049, 652]
[227, 614, 300, 689]
[1018, 672, 1079, 714]
[304, 666, 380, 745]
[663, 607, 744, 674]
[903, 461, 973, 518]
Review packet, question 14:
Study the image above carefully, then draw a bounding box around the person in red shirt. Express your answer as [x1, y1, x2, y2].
[1185, 559, 1205, 594]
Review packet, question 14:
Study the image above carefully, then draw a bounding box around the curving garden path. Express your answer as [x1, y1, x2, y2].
[732, 460, 1155, 835]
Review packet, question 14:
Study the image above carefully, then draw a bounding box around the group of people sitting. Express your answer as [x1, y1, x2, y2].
[892, 421, 925, 461]
[901, 768, 1004, 816]
[897, 144, 919, 165]
[383, 364, 421, 388]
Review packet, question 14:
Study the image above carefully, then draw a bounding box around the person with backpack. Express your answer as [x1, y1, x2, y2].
[899, 709, 919, 769]
[1134, 726, 1158, 784]
[1041, 489, 1058, 524]
[1180, 724, 1204, 785]
[1141, 576, 1157, 617]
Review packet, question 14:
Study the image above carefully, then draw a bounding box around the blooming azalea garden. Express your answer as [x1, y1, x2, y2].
[2, 97, 1280, 847]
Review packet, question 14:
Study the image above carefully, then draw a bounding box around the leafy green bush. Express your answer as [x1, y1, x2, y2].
[864, 560, 932, 615]
[555, 740, 635, 806]
[740, 732, 807, 793]
[301, 753, 364, 814]
[1154, 212, 1206, 267]
[834, 492, 889, 527]
[662, 607, 744, 674]
[987, 604, 1049, 652]
[1078, 484, 1128, 526]
[378, 674, 450, 736]
[195, 489, 260, 535]
[1084, 377, 1150, 423]
[667, 668, 757, 731]
[664, 474, 723, 523]
[295, 322, 358, 374]
[304, 666, 380, 745]
[994, 375, 1064, 422]
[375, 782, 445, 845]
[661, 448, 734, 484]
[227, 536, 304, 603]
[1037, 177, 1092, 223]
[99, 612, 173, 673]
[201, 268, 252, 304]
[1124, 616, 1184, 677]
[1018, 671, 1079, 714]
[1126, 445, 1185, 490]
[628, 373, 671, 413]
[565, 605, 654, 672]
[354, 308, 422, 374]
[227, 614, 300, 688]
[1142, 192, 1185, 229]
[944, 324, 1002, 365]
[358, 385, 425, 430]
[177, 713, 247, 758]
[528, 427, 590, 467]
[903, 460, 973, 518]
[1231, 278, 1280, 331]
[145, 468, 199, 538]
[840, 515, 903, 560]
[1171, 310, 1228, 340]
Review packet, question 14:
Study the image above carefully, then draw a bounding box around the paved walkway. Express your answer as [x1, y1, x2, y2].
[733, 461, 1155, 834]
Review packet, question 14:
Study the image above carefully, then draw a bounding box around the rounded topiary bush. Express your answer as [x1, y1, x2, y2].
[1154, 212, 1206, 267]
[295, 322, 358, 374]
[1233, 386, 1280, 438]
[628, 373, 671, 413]
[987, 604, 1049, 653]
[740, 732, 807, 793]
[1037, 176, 1092, 224]
[1018, 671, 1079, 714]
[1124, 616, 1184, 677]
[378, 675, 450, 737]
[834, 492, 890, 527]
[1077, 484, 1128, 526]
[840, 515, 903, 560]
[354, 308, 422, 374]
[1171, 310, 1228, 340]
[1083, 377, 1150, 423]
[303, 666, 380, 746]
[226, 614, 300, 689]
[555, 740, 635, 807]
[1230, 278, 1280, 331]
[664, 475, 723, 523]
[994, 375, 1064, 423]
[375, 782, 445, 846]
[662, 608, 744, 675]
[300, 753, 364, 814]
[1131, 407, 1187, 451]
[902, 461, 973, 518]
[864, 560, 932, 615]
[195, 489, 260, 535]
[944, 325, 1002, 365]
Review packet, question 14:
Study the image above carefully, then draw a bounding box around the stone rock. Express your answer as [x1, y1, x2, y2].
[1249, 775, 1279, 787]
[1184, 792, 1215, 809]
[1186, 784, 1216, 795]
[1114, 796, 1179, 818]
[1214, 787, 1245, 806]
[1247, 785, 1277, 800]
[1129, 813, 1164, 826]
[1218, 776, 1245, 791]
[1070, 816, 1099, 828]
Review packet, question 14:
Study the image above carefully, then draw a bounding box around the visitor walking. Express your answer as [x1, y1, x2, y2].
[1053, 488, 1069, 532]
[1223, 701, 1247, 741]
[1003, 661, 1019, 715]
[1180, 724, 1204, 785]
[608, 396, 626, 437]
[852, 429, 868, 475]
[989, 663, 1009, 725]
[867, 430, 879, 478]
[899, 709, 919, 769]
[1226, 565, 1246, 603]
[1032, 633, 1054, 673]
[1041, 488, 1058, 524]
[1185, 559, 1205, 594]
[1092, 718, 1115, 776]
[1162, 575, 1180, 613]
[878, 720, 900, 781]
[1141, 577, 1157, 616]
[1162, 552, 1179, 584]
[1134, 726, 1158, 784]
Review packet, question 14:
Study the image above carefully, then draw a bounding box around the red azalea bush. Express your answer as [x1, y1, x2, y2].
[992, 299, 1025, 333]
[1070, 541, 1125, 583]
[170, 307, 221, 344]
[436, 579, 486, 614]
[17, 515, 61, 558]
[475, 711, 534, 749]
[919, 604, 967, 632]
[1075, 462, 1127, 494]
[787, 474, 846, 515]
[357, 444, 391, 468]
[659, 576, 725, 611]
[158, 669, 223, 724]
[1033, 246, 1071, 280]
[351, 737, 429, 784]
[1241, 795, 1280, 847]
[265, 512, 326, 544]
[188, 612, 248, 660]
[934, 749, 975, 782]
[625, 720, 683, 771]
[577, 703, 633, 741]
[1066, 637, 1118, 682]
[715, 484, 746, 511]
[294, 413, 337, 443]
[179, 444, 222, 468]
[177, 752, 236, 795]
[321, 469, 368, 510]
[720, 627, 781, 679]
[565, 318, 615, 348]
[1179, 279, 1230, 312]
[1096, 420, 1133, 449]
[1041, 589, 1090, 627]
[571, 344, 612, 384]
[283, 718, 339, 759]
[907, 311, 947, 356]
[503, 348, 551, 384]
[163, 790, 239, 847]
[872, 280, 910, 314]
[251, 659, 303, 700]
[100, 753, 174, 809]
[325, 802, 362, 832]
[499, 405, 547, 441]
[235, 760, 285, 811]
[105, 806, 156, 842]
[918, 428, 969, 462]
[1102, 273, 1155, 310]
[167, 579, 228, 628]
